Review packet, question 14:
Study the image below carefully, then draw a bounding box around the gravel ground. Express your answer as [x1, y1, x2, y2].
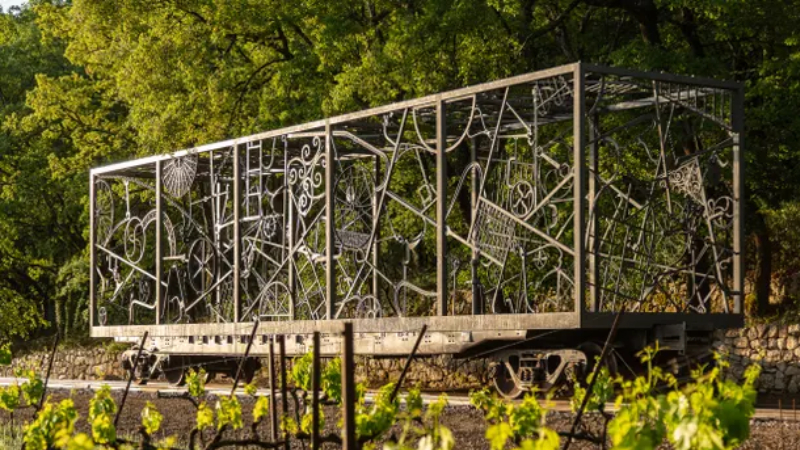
[2, 391, 800, 449]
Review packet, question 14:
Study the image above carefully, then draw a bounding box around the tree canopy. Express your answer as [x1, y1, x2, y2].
[2, 0, 800, 340]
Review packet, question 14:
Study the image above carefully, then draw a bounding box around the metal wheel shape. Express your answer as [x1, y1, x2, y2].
[335, 164, 374, 252]
[134, 361, 150, 386]
[577, 341, 618, 384]
[492, 360, 524, 400]
[254, 281, 291, 320]
[163, 356, 186, 386]
[187, 238, 216, 294]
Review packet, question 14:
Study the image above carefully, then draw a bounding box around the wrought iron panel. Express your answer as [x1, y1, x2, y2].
[89, 63, 743, 329]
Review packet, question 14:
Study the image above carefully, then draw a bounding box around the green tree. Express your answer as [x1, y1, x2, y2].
[0, 2, 82, 340]
[0, 0, 799, 343]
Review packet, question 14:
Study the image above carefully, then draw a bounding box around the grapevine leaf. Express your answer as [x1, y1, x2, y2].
[253, 396, 270, 423]
[65, 433, 94, 450]
[196, 402, 214, 431]
[90, 413, 116, 444]
[216, 395, 243, 430]
[244, 380, 258, 396]
[141, 401, 164, 435]
[486, 422, 513, 450]
[0, 384, 20, 412]
[186, 368, 207, 398]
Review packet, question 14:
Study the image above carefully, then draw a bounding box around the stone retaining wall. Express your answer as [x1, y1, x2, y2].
[4, 323, 800, 395]
[0, 345, 128, 381]
[713, 323, 800, 394]
[0, 344, 491, 390]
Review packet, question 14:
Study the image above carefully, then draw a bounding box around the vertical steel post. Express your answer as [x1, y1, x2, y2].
[588, 113, 600, 312]
[89, 174, 96, 328]
[211, 151, 221, 309]
[572, 64, 587, 322]
[470, 136, 481, 315]
[311, 332, 321, 450]
[155, 160, 163, 325]
[285, 147, 296, 319]
[278, 335, 289, 450]
[372, 156, 381, 299]
[325, 122, 336, 320]
[268, 338, 278, 441]
[436, 99, 448, 316]
[732, 87, 745, 315]
[233, 143, 242, 323]
[341, 323, 356, 450]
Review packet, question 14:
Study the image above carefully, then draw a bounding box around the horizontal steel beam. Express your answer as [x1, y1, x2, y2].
[583, 63, 741, 90]
[92, 312, 580, 337]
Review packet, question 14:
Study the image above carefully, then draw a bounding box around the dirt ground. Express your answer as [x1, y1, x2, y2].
[2, 390, 800, 449]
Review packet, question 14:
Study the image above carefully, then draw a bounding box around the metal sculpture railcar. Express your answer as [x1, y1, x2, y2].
[89, 63, 744, 397]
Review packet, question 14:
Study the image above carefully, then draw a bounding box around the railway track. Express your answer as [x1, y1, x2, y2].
[2, 377, 798, 422]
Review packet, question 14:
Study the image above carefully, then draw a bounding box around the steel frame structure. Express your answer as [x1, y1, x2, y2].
[89, 63, 744, 356]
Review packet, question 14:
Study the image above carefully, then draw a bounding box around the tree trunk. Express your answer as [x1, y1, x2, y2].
[753, 213, 772, 316]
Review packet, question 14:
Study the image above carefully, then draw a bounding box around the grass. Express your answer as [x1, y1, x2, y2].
[0, 423, 23, 449]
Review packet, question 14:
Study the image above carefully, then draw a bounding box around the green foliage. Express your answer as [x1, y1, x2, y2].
[87, 384, 117, 444]
[516, 428, 561, 450]
[253, 396, 270, 423]
[571, 364, 615, 413]
[470, 387, 510, 422]
[196, 401, 214, 431]
[300, 408, 324, 435]
[186, 367, 207, 398]
[608, 348, 761, 450]
[0, 384, 20, 412]
[290, 352, 343, 403]
[244, 380, 258, 396]
[216, 395, 244, 431]
[23, 398, 79, 450]
[141, 401, 163, 435]
[470, 389, 558, 450]
[0, 0, 795, 344]
[15, 368, 43, 406]
[387, 392, 455, 450]
[322, 357, 343, 402]
[290, 352, 314, 391]
[0, 344, 11, 366]
[405, 387, 424, 418]
[0, 4, 80, 341]
[89, 413, 115, 445]
[64, 433, 93, 450]
[281, 415, 299, 435]
[355, 383, 399, 439]
[6, 346, 767, 449]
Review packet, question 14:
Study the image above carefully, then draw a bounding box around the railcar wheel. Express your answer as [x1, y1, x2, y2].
[229, 358, 260, 385]
[577, 341, 618, 383]
[164, 356, 186, 386]
[133, 362, 150, 386]
[491, 360, 524, 400]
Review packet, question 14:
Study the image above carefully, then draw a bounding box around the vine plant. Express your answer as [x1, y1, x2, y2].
[0, 343, 764, 450]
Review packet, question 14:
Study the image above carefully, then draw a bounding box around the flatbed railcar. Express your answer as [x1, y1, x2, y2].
[88, 63, 744, 397]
